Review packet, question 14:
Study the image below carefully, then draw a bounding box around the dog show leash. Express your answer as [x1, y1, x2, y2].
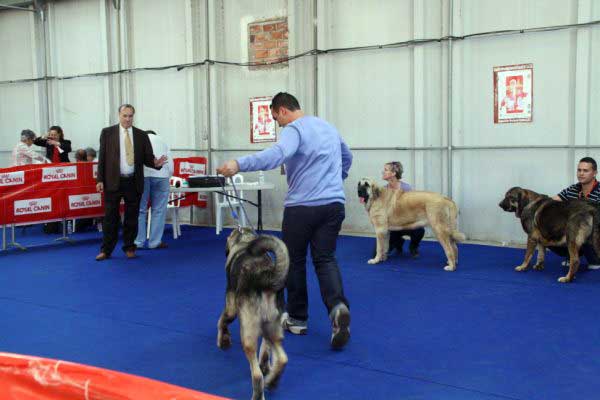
[218, 175, 257, 234]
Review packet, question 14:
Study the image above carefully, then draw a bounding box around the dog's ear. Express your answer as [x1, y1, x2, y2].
[516, 190, 527, 218]
[370, 181, 381, 199]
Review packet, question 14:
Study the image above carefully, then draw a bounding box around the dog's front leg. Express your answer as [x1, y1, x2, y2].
[532, 244, 545, 270]
[368, 230, 389, 264]
[515, 238, 536, 272]
[217, 290, 237, 349]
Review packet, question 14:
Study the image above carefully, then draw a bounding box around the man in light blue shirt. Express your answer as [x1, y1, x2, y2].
[217, 92, 353, 349]
[135, 130, 174, 249]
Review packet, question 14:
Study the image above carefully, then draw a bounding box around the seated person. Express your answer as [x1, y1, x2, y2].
[85, 147, 97, 162]
[74, 149, 88, 162]
[550, 156, 600, 269]
[12, 129, 49, 166]
[373, 161, 425, 258]
[33, 125, 72, 163]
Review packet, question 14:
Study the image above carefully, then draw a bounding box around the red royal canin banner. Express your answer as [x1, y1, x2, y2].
[173, 157, 208, 208]
[0, 162, 99, 225]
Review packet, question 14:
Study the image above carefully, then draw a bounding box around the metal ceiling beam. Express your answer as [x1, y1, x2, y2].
[0, 0, 31, 8]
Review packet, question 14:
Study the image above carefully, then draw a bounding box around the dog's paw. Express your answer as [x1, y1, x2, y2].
[444, 265, 456, 272]
[217, 332, 232, 350]
[533, 263, 544, 271]
[367, 258, 380, 264]
[558, 276, 572, 283]
[515, 265, 528, 272]
[265, 372, 283, 390]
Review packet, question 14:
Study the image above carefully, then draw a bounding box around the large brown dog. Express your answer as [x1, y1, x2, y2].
[499, 187, 600, 283]
[217, 228, 289, 400]
[357, 178, 465, 271]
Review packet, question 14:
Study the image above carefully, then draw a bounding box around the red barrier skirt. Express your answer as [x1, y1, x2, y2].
[0, 352, 230, 400]
[63, 187, 104, 219]
[3, 188, 64, 225]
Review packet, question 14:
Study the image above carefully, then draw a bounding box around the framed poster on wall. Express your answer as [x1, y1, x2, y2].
[250, 96, 276, 143]
[493, 63, 533, 124]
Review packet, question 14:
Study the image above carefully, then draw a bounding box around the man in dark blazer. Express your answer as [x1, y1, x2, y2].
[95, 104, 167, 261]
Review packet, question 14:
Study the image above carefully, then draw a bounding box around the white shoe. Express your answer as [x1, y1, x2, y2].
[587, 264, 600, 270]
[280, 312, 308, 335]
[561, 260, 569, 267]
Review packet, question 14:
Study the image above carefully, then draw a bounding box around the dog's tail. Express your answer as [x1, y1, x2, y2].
[447, 200, 466, 242]
[451, 231, 466, 242]
[246, 235, 289, 290]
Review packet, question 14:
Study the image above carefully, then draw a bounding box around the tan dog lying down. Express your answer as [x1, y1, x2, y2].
[357, 178, 465, 271]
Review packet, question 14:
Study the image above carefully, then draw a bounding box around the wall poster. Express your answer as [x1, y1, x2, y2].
[494, 63, 533, 124]
[250, 96, 276, 143]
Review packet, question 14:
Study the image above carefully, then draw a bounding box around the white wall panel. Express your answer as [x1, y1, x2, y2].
[0, 9, 36, 80]
[49, 77, 109, 152]
[458, 0, 578, 35]
[48, 0, 108, 76]
[0, 82, 43, 150]
[128, 0, 191, 67]
[319, 0, 413, 48]
[319, 48, 413, 147]
[589, 17, 600, 145]
[130, 69, 196, 149]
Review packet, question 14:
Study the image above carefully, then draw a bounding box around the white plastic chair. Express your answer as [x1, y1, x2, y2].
[157, 176, 183, 239]
[214, 174, 246, 235]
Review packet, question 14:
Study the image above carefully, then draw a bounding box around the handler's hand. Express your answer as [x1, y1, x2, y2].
[216, 160, 239, 177]
[154, 155, 168, 167]
[96, 182, 104, 193]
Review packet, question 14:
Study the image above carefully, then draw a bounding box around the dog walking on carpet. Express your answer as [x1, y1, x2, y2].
[217, 227, 289, 400]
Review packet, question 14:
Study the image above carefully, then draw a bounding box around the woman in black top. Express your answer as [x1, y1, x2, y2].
[34, 125, 71, 163]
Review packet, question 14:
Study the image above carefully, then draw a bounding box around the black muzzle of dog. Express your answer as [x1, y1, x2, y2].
[498, 197, 516, 212]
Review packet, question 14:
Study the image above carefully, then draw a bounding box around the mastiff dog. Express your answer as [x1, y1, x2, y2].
[499, 186, 600, 283]
[217, 227, 289, 400]
[357, 178, 465, 271]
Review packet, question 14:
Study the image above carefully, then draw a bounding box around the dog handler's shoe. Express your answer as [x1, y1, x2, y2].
[281, 312, 308, 335]
[588, 264, 600, 270]
[561, 260, 569, 267]
[329, 303, 351, 350]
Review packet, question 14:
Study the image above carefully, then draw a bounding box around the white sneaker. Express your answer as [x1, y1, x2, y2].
[280, 312, 308, 335]
[587, 264, 600, 270]
[561, 260, 569, 267]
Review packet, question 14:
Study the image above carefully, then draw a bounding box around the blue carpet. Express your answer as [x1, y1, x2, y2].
[1, 225, 599, 400]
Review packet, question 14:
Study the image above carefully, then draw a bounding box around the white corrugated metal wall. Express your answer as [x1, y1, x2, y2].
[0, 0, 599, 244]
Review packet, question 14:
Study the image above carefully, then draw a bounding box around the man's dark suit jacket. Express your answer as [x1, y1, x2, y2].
[33, 137, 72, 162]
[96, 125, 159, 193]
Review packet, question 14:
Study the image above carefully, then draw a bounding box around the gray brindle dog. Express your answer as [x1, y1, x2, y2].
[217, 227, 290, 400]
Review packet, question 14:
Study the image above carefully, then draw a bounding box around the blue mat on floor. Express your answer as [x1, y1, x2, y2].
[1, 225, 599, 400]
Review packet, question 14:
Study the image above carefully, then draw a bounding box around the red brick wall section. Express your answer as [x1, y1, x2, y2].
[248, 18, 288, 69]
